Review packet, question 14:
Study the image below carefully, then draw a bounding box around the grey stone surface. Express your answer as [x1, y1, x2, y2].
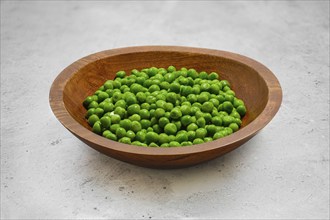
[1, 1, 329, 219]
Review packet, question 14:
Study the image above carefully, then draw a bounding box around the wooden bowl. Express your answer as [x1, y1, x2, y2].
[49, 46, 282, 169]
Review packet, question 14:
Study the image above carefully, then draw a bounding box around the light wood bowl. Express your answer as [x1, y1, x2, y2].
[49, 46, 282, 169]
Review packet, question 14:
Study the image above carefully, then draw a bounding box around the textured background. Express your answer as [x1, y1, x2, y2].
[1, 1, 329, 219]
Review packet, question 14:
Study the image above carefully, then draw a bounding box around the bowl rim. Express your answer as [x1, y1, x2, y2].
[49, 45, 282, 156]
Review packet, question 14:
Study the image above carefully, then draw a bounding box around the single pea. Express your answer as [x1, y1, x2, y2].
[236, 105, 247, 117]
[192, 85, 201, 94]
[145, 132, 159, 144]
[200, 83, 210, 92]
[119, 137, 131, 144]
[114, 107, 126, 119]
[224, 94, 234, 103]
[234, 118, 242, 127]
[126, 130, 136, 140]
[116, 127, 127, 139]
[173, 120, 182, 130]
[187, 123, 198, 131]
[195, 128, 207, 139]
[209, 72, 219, 80]
[170, 108, 182, 120]
[110, 124, 120, 133]
[187, 69, 198, 79]
[156, 100, 166, 108]
[193, 138, 204, 145]
[128, 121, 140, 133]
[85, 108, 95, 118]
[204, 113, 212, 123]
[213, 131, 225, 140]
[152, 123, 160, 132]
[179, 105, 191, 116]
[229, 123, 239, 132]
[187, 94, 197, 103]
[169, 82, 181, 93]
[116, 70, 126, 78]
[104, 80, 114, 90]
[220, 80, 231, 88]
[100, 116, 111, 129]
[83, 96, 94, 108]
[138, 109, 150, 119]
[209, 84, 220, 95]
[204, 137, 213, 142]
[166, 92, 177, 104]
[92, 122, 102, 134]
[114, 100, 126, 109]
[222, 86, 231, 92]
[217, 94, 226, 104]
[187, 130, 196, 141]
[176, 133, 188, 143]
[140, 119, 151, 129]
[201, 101, 214, 113]
[209, 98, 220, 108]
[164, 111, 171, 118]
[212, 116, 223, 126]
[106, 132, 117, 141]
[179, 77, 189, 85]
[233, 98, 245, 108]
[127, 104, 140, 116]
[159, 117, 170, 128]
[158, 133, 169, 145]
[181, 115, 191, 127]
[197, 93, 209, 103]
[218, 111, 228, 117]
[94, 108, 104, 117]
[149, 142, 159, 147]
[146, 95, 157, 104]
[88, 114, 99, 126]
[181, 141, 193, 146]
[180, 86, 193, 97]
[119, 119, 131, 131]
[103, 102, 114, 113]
[160, 81, 170, 90]
[223, 101, 234, 114]
[230, 111, 241, 119]
[102, 130, 111, 137]
[167, 65, 176, 72]
[141, 103, 150, 110]
[129, 114, 141, 122]
[195, 110, 204, 119]
[134, 92, 146, 103]
[169, 141, 181, 147]
[154, 108, 165, 119]
[112, 92, 122, 103]
[88, 101, 98, 109]
[149, 84, 160, 93]
[148, 67, 158, 76]
[160, 143, 170, 147]
[225, 127, 233, 135]
[198, 71, 208, 79]
[164, 123, 177, 135]
[190, 106, 200, 116]
[150, 109, 156, 118]
[196, 117, 206, 128]
[135, 131, 146, 142]
[206, 124, 217, 136]
[222, 115, 234, 127]
[110, 114, 121, 124]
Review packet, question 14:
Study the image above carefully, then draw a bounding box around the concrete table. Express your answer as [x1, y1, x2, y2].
[1, 1, 329, 219]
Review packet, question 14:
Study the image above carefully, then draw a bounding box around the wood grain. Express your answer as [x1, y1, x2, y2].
[49, 46, 282, 169]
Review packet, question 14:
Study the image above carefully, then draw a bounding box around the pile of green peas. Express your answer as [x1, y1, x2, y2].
[83, 66, 247, 147]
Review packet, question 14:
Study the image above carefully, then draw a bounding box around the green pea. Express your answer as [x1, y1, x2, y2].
[236, 105, 247, 117]
[100, 116, 111, 129]
[159, 117, 170, 128]
[170, 108, 182, 119]
[88, 114, 99, 126]
[193, 138, 204, 145]
[92, 122, 102, 134]
[164, 123, 177, 135]
[106, 132, 117, 141]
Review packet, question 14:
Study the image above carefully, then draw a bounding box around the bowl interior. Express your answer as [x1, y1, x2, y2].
[63, 51, 268, 132]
